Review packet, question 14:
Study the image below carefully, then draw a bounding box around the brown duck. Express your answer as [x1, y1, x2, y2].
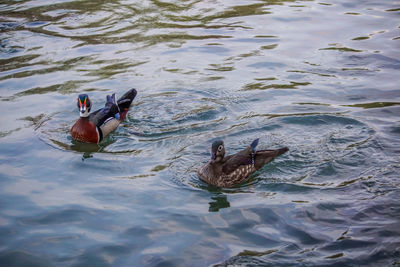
[198, 139, 288, 187]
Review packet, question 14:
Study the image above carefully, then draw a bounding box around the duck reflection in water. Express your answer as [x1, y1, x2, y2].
[209, 194, 230, 212]
[49, 137, 115, 160]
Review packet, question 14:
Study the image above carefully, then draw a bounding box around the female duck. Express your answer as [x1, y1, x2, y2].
[198, 139, 288, 187]
[71, 88, 137, 143]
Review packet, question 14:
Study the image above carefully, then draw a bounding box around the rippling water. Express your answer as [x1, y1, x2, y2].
[1, 0, 400, 266]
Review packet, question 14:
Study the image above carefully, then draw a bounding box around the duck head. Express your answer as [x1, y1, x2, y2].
[211, 140, 225, 163]
[77, 94, 91, 118]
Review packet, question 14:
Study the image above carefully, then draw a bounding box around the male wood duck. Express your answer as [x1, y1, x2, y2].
[70, 88, 137, 143]
[198, 139, 288, 187]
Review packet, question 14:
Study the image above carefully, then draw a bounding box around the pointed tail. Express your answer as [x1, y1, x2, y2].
[117, 88, 138, 121]
[254, 147, 288, 170]
[117, 88, 137, 110]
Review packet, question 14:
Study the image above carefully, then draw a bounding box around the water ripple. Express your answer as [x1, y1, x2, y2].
[0, 0, 399, 266]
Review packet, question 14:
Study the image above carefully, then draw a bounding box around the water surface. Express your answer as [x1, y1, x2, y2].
[1, 0, 400, 266]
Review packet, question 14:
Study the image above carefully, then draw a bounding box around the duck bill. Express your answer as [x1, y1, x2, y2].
[211, 153, 216, 161]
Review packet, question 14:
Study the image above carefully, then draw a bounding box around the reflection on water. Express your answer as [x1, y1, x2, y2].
[1, 0, 400, 266]
[209, 194, 230, 212]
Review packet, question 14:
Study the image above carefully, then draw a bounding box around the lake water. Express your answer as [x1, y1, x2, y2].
[1, 0, 399, 266]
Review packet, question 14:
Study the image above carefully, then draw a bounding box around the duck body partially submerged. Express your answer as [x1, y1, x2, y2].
[198, 139, 288, 187]
[71, 88, 137, 143]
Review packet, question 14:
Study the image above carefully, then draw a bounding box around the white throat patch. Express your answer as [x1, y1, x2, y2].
[80, 110, 90, 117]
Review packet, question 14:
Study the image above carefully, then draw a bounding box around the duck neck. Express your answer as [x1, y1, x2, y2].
[79, 109, 90, 118]
[80, 113, 90, 118]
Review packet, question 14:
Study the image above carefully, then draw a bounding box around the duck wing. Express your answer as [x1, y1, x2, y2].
[89, 94, 119, 127]
[222, 139, 259, 174]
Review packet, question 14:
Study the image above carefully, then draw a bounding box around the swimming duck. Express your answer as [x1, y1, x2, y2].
[198, 139, 288, 187]
[70, 88, 137, 143]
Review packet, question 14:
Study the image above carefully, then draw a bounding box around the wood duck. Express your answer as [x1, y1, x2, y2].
[70, 88, 137, 143]
[198, 139, 288, 187]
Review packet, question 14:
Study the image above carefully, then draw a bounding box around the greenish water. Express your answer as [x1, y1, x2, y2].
[1, 0, 400, 266]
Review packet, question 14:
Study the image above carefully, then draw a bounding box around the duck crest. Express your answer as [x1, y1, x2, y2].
[198, 139, 288, 188]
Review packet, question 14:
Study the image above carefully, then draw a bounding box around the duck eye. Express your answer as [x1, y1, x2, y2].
[218, 145, 223, 151]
